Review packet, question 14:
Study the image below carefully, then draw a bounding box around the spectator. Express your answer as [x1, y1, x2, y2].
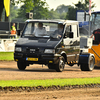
[10, 23, 17, 38]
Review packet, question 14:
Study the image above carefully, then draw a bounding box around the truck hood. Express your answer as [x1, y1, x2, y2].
[16, 38, 60, 48]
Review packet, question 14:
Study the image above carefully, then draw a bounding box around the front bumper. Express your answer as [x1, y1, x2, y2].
[14, 52, 61, 64]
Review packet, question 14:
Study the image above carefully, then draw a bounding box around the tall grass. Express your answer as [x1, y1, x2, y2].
[0, 52, 14, 60]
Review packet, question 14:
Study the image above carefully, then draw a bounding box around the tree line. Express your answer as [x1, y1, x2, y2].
[0, 0, 96, 22]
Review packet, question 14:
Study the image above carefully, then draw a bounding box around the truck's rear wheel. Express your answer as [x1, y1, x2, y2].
[80, 56, 94, 71]
[17, 61, 26, 70]
[55, 56, 65, 72]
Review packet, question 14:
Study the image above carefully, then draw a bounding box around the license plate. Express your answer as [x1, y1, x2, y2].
[26, 58, 38, 61]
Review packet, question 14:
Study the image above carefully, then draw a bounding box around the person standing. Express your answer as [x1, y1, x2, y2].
[11, 23, 17, 38]
[90, 25, 100, 43]
[11, 23, 16, 34]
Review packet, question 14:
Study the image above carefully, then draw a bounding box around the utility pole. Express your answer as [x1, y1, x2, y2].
[5, 11, 9, 22]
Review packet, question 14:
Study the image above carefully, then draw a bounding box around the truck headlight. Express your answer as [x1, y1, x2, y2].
[15, 47, 22, 52]
[44, 49, 55, 54]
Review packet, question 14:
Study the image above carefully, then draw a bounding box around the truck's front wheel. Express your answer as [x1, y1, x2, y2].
[55, 56, 65, 72]
[17, 61, 26, 70]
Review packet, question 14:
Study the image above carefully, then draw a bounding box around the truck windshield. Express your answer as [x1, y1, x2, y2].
[23, 22, 64, 39]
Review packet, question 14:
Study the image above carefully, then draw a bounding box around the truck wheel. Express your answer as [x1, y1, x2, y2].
[55, 56, 65, 72]
[17, 61, 26, 70]
[80, 56, 94, 71]
[48, 64, 55, 69]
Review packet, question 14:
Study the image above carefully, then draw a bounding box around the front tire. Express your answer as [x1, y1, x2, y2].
[80, 56, 95, 71]
[55, 56, 65, 72]
[17, 61, 26, 70]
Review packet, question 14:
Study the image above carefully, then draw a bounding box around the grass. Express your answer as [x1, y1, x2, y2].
[0, 52, 14, 60]
[0, 77, 100, 87]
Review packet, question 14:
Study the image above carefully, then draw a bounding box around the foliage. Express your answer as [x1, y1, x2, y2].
[48, 9, 60, 19]
[17, 5, 27, 21]
[24, 0, 34, 13]
[66, 0, 96, 20]
[0, 0, 96, 21]
[66, 7, 77, 20]
[11, 0, 34, 13]
[55, 4, 71, 20]
[0, 77, 100, 87]
[55, 4, 69, 14]
[32, 0, 49, 19]
[17, 0, 49, 19]
[74, 0, 95, 10]
[10, 5, 18, 21]
[59, 12, 67, 19]
[0, 0, 34, 21]
[0, 0, 70, 21]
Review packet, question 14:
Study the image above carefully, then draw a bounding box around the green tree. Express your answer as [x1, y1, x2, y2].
[55, 4, 69, 13]
[55, 4, 70, 20]
[17, 0, 49, 19]
[10, 5, 18, 21]
[0, 0, 34, 21]
[66, 0, 96, 20]
[74, 0, 95, 10]
[11, 0, 34, 12]
[17, 5, 27, 21]
[67, 7, 77, 20]
[59, 12, 66, 19]
[32, 0, 49, 19]
[49, 9, 60, 19]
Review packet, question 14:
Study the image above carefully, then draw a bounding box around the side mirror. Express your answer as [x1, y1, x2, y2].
[69, 32, 73, 38]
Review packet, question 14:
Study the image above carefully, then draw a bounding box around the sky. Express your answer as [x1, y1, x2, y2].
[45, 0, 100, 11]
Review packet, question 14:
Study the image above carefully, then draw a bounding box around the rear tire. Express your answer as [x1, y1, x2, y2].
[55, 56, 65, 72]
[80, 56, 94, 71]
[17, 61, 26, 70]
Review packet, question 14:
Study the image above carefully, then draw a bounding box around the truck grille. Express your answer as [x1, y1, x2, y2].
[26, 48, 44, 53]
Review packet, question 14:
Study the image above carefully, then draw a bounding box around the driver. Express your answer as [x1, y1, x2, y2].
[50, 24, 64, 38]
[33, 22, 47, 36]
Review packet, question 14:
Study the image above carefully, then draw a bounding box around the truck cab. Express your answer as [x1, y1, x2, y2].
[14, 19, 80, 72]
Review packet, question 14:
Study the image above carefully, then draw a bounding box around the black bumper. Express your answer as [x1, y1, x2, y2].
[14, 52, 60, 64]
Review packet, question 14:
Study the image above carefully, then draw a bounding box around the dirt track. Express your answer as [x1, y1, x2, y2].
[0, 61, 100, 100]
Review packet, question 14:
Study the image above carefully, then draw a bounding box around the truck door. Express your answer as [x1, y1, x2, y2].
[63, 24, 80, 62]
